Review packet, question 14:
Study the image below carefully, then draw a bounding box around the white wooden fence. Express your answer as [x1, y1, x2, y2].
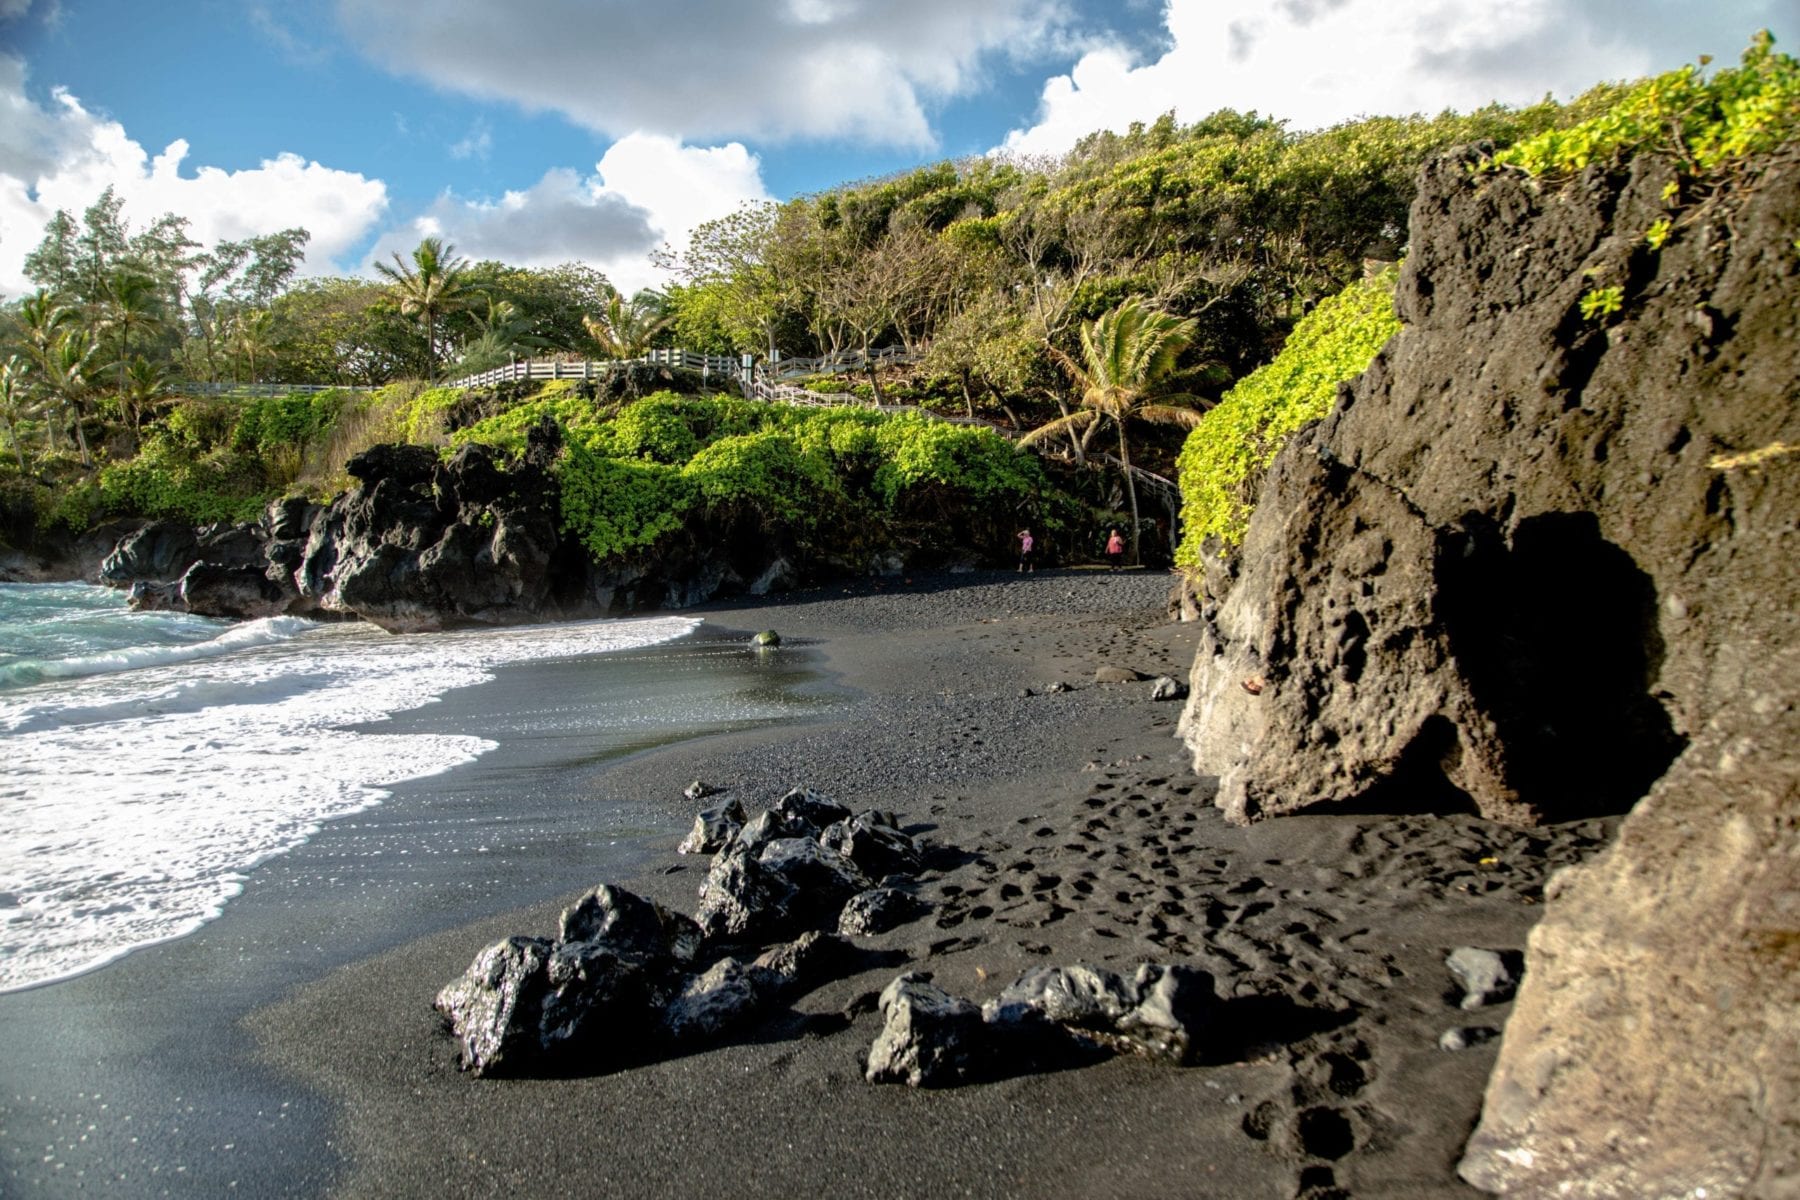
[447, 348, 744, 390]
[761, 345, 920, 381]
[172, 381, 377, 397]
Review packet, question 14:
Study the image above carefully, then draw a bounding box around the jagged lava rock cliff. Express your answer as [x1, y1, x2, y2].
[1178, 144, 1797, 1196]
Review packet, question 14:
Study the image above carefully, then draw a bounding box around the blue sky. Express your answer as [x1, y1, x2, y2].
[0, 0, 1791, 297]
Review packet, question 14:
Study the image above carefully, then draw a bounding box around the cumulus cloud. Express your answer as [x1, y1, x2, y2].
[334, 0, 1076, 147]
[364, 133, 769, 295]
[1000, 0, 1794, 155]
[0, 55, 387, 297]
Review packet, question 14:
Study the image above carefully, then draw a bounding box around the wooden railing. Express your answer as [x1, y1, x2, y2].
[171, 381, 376, 397]
[448, 348, 742, 390]
[762, 345, 920, 380]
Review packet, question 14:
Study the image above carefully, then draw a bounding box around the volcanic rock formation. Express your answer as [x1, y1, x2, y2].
[1178, 145, 1799, 1195]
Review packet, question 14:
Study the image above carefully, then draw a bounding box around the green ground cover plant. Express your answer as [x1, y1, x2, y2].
[471, 389, 1066, 567]
[1489, 33, 1797, 180]
[1175, 270, 1401, 568]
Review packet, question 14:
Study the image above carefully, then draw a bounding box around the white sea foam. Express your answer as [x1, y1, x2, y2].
[0, 600, 700, 992]
[3, 614, 318, 688]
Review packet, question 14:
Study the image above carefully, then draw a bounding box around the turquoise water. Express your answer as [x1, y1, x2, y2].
[0, 583, 804, 993]
[0, 581, 244, 688]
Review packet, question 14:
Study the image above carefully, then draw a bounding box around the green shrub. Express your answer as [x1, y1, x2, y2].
[682, 431, 839, 527]
[787, 406, 886, 465]
[398, 386, 466, 444]
[163, 396, 239, 449]
[41, 477, 104, 533]
[1490, 33, 1798, 179]
[99, 433, 270, 524]
[556, 438, 697, 561]
[1579, 285, 1625, 321]
[600, 394, 703, 463]
[872, 416, 1045, 510]
[454, 392, 606, 457]
[1175, 269, 1401, 566]
[233, 391, 348, 455]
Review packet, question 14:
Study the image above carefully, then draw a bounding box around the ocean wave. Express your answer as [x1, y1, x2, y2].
[1, 614, 318, 689]
[0, 608, 705, 992]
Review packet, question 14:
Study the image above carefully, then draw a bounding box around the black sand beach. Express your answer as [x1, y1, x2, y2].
[3, 570, 1615, 1197]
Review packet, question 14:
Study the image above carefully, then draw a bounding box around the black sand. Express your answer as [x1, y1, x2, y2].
[2, 570, 1614, 1197]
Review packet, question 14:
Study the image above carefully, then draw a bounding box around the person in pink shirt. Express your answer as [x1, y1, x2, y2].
[1017, 528, 1036, 572]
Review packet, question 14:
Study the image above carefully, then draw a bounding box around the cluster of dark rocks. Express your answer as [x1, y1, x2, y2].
[97, 418, 818, 631]
[435, 786, 933, 1076]
[437, 785, 1217, 1088]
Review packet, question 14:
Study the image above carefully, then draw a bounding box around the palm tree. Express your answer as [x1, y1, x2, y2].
[228, 308, 275, 383]
[374, 236, 472, 383]
[582, 289, 672, 360]
[455, 296, 551, 373]
[44, 329, 103, 467]
[117, 355, 170, 440]
[1019, 297, 1202, 565]
[100, 270, 164, 424]
[0, 356, 33, 470]
[17, 289, 77, 375]
[16, 291, 77, 457]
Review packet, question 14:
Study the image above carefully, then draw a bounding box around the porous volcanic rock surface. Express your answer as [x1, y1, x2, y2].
[1179, 144, 1798, 1196]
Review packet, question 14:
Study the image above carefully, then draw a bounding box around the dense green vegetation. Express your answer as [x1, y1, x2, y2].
[0, 36, 1788, 576]
[1489, 31, 1798, 180]
[546, 392, 1065, 565]
[1174, 270, 1402, 565]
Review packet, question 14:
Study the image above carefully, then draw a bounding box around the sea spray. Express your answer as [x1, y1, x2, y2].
[0, 582, 701, 992]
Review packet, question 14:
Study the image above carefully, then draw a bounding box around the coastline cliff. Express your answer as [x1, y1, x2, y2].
[1178, 143, 1798, 1195]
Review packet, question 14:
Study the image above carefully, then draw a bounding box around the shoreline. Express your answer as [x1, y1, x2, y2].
[0, 614, 837, 1195]
[1, 569, 1616, 1197]
[253, 569, 1612, 1199]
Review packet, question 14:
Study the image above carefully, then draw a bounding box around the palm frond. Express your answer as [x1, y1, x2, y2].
[1016, 409, 1097, 446]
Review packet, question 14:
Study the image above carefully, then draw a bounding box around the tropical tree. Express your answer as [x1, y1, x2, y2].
[228, 308, 276, 383]
[17, 290, 78, 374]
[43, 329, 103, 467]
[1019, 297, 1203, 564]
[116, 355, 171, 439]
[22, 210, 80, 295]
[582, 289, 672, 359]
[100, 269, 165, 411]
[453, 296, 554, 375]
[0, 356, 34, 470]
[374, 236, 473, 382]
[75, 187, 129, 307]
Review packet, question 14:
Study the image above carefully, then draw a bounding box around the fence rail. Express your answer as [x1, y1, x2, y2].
[763, 345, 920, 380]
[1042, 448, 1181, 506]
[171, 381, 377, 398]
[447, 348, 742, 390]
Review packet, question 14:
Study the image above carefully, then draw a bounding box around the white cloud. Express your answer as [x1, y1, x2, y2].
[334, 0, 1075, 147]
[1001, 0, 1796, 155]
[448, 120, 491, 162]
[0, 0, 54, 22]
[363, 133, 769, 295]
[0, 55, 388, 298]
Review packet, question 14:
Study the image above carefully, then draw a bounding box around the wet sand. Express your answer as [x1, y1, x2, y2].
[4, 569, 1614, 1197]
